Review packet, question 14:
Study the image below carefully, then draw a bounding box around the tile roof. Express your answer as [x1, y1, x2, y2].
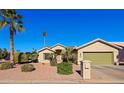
[109, 42, 124, 47]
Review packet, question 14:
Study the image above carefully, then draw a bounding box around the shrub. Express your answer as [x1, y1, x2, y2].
[21, 64, 35, 72]
[31, 53, 38, 59]
[19, 53, 29, 64]
[25, 52, 38, 63]
[14, 52, 21, 63]
[25, 53, 32, 60]
[30, 53, 38, 63]
[46, 53, 57, 66]
[50, 59, 57, 66]
[0, 62, 13, 70]
[57, 62, 73, 75]
[67, 61, 72, 64]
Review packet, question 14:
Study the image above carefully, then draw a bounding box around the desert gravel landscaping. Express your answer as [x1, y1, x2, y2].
[0, 63, 124, 83]
[0, 63, 82, 83]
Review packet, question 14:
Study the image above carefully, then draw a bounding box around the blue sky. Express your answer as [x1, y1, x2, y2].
[0, 9, 124, 52]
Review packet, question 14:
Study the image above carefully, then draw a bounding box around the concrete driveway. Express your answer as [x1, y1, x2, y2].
[83, 65, 124, 83]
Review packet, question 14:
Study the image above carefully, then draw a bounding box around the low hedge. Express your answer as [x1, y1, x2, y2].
[21, 64, 35, 72]
[0, 62, 13, 70]
[57, 62, 73, 75]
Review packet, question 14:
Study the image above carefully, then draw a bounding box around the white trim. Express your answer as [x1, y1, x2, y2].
[37, 47, 55, 53]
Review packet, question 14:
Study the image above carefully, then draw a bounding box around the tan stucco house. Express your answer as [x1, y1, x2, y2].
[77, 38, 122, 65]
[38, 44, 67, 63]
[38, 47, 55, 63]
[38, 38, 124, 65]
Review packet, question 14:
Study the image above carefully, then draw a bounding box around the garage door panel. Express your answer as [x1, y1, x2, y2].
[83, 52, 113, 64]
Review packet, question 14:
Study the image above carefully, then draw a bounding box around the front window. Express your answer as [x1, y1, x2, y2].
[44, 53, 50, 60]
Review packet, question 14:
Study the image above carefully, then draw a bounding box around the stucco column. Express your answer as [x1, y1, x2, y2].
[80, 60, 91, 80]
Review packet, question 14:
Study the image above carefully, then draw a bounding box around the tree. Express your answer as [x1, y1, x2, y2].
[61, 48, 77, 63]
[42, 32, 47, 47]
[47, 53, 57, 66]
[61, 48, 73, 62]
[0, 48, 8, 59]
[0, 9, 24, 63]
[0, 48, 2, 59]
[1, 48, 8, 59]
[14, 51, 21, 63]
[32, 48, 37, 53]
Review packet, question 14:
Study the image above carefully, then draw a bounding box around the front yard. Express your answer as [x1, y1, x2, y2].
[0, 63, 82, 83]
[0, 63, 124, 83]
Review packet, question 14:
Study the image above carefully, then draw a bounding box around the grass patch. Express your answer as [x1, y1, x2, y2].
[57, 62, 73, 75]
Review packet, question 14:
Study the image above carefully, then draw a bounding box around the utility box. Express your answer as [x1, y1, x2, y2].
[80, 60, 91, 80]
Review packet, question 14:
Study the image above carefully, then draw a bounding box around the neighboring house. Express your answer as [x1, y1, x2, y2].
[38, 44, 67, 63]
[38, 38, 124, 65]
[38, 47, 55, 63]
[109, 42, 124, 63]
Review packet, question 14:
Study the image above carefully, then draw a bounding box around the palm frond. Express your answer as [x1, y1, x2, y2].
[0, 20, 8, 29]
[0, 9, 25, 32]
[18, 25, 25, 32]
[18, 20, 23, 24]
[16, 14, 23, 25]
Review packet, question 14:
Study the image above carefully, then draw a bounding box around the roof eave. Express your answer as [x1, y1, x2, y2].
[37, 47, 55, 53]
[77, 38, 122, 50]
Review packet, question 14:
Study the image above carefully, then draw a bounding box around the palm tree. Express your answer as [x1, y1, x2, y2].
[0, 9, 24, 63]
[61, 48, 73, 62]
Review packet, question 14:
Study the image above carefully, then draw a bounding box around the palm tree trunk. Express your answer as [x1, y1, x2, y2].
[10, 28, 14, 63]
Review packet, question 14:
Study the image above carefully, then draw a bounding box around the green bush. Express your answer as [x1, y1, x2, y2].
[19, 53, 29, 64]
[25, 52, 38, 63]
[30, 53, 38, 63]
[57, 62, 73, 75]
[47, 53, 57, 66]
[14, 52, 21, 63]
[0, 62, 13, 70]
[25, 53, 31, 60]
[21, 64, 35, 72]
[31, 53, 38, 59]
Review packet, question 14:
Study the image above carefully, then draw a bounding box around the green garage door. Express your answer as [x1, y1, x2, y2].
[83, 52, 113, 64]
